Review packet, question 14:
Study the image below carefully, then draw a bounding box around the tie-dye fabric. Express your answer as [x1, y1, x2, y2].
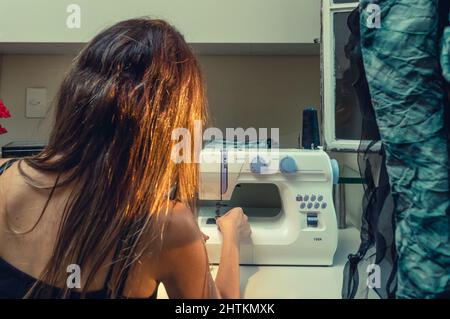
[360, 0, 450, 298]
[442, 15, 450, 83]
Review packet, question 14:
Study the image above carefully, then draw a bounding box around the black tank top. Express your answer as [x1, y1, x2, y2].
[0, 159, 158, 299]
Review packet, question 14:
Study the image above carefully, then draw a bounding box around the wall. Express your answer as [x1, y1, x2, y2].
[201, 55, 321, 147]
[0, 54, 321, 148]
[0, 53, 364, 229]
[0, 0, 320, 44]
[0, 54, 73, 147]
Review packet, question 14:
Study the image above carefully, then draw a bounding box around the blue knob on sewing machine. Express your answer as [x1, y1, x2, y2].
[250, 156, 268, 174]
[279, 156, 297, 174]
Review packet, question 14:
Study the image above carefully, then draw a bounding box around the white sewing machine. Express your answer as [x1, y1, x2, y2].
[198, 147, 339, 266]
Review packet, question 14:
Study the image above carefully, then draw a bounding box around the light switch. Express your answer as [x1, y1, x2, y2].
[26, 88, 47, 118]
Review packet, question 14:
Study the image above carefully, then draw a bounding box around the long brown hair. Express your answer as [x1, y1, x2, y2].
[17, 18, 206, 298]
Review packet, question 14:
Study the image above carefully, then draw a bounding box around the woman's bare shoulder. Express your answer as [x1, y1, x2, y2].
[141, 202, 205, 277]
[141, 201, 202, 255]
[163, 202, 202, 248]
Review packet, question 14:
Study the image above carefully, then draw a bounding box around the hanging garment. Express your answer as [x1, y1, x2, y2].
[342, 146, 397, 299]
[341, 8, 397, 299]
[441, 1, 450, 83]
[360, 0, 450, 298]
[439, 0, 450, 154]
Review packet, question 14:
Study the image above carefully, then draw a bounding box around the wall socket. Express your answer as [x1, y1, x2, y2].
[26, 87, 47, 118]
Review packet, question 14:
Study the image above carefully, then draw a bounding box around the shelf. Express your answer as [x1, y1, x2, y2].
[0, 42, 320, 56]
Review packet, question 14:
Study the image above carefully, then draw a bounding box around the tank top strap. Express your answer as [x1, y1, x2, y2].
[0, 159, 19, 175]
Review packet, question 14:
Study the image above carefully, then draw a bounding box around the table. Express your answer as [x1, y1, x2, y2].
[157, 227, 362, 299]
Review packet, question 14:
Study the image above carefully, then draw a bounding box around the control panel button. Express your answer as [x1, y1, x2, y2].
[314, 202, 320, 209]
[307, 213, 319, 228]
[318, 195, 324, 202]
[296, 195, 303, 202]
[310, 194, 316, 202]
[300, 202, 306, 210]
[304, 195, 309, 201]
[321, 202, 327, 209]
[307, 203, 313, 209]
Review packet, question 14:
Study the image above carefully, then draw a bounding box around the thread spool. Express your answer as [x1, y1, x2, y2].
[301, 107, 321, 149]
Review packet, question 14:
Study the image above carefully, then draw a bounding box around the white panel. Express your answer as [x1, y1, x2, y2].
[26, 87, 47, 118]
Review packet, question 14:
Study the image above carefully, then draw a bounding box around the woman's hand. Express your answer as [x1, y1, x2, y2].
[216, 207, 251, 242]
[215, 207, 250, 299]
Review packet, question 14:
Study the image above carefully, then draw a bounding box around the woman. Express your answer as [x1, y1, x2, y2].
[0, 18, 250, 299]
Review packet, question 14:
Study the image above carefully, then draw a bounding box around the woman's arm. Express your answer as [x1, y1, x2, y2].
[215, 207, 250, 299]
[214, 230, 240, 298]
[156, 203, 249, 299]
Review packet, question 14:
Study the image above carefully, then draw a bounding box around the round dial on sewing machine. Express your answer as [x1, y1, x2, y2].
[279, 156, 298, 174]
[250, 156, 269, 174]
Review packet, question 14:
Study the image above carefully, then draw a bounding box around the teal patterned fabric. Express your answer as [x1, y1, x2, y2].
[360, 0, 450, 298]
[442, 11, 450, 82]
